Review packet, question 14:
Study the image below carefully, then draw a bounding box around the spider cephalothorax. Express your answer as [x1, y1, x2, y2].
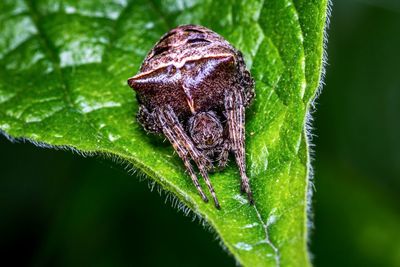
[188, 111, 223, 150]
[128, 25, 255, 209]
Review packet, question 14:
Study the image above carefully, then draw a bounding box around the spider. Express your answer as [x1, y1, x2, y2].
[128, 25, 255, 209]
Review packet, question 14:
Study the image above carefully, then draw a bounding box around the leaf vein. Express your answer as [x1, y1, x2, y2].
[253, 204, 281, 267]
[25, 0, 106, 143]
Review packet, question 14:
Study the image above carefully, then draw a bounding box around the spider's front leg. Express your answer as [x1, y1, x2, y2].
[155, 106, 220, 209]
[224, 87, 254, 204]
[137, 105, 162, 134]
[215, 139, 230, 171]
[201, 139, 229, 172]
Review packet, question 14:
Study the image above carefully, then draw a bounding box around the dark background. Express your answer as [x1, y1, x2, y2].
[1, 0, 399, 266]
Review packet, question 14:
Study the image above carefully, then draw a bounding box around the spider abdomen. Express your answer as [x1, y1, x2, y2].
[128, 25, 243, 120]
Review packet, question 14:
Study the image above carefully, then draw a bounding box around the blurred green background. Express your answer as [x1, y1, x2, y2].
[1, 0, 399, 266]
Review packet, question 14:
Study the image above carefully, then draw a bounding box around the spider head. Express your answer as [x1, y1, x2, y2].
[188, 111, 223, 150]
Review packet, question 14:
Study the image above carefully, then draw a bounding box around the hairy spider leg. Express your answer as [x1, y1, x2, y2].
[155, 108, 209, 203]
[137, 105, 162, 134]
[163, 107, 221, 209]
[216, 139, 230, 170]
[225, 88, 254, 204]
[156, 106, 221, 209]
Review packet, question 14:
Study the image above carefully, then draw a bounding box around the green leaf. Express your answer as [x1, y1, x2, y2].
[0, 0, 328, 266]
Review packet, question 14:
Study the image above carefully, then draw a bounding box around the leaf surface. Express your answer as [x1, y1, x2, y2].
[0, 0, 328, 266]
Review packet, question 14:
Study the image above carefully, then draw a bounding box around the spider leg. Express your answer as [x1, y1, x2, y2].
[216, 139, 230, 170]
[137, 105, 162, 134]
[225, 88, 254, 204]
[155, 108, 208, 203]
[156, 106, 220, 209]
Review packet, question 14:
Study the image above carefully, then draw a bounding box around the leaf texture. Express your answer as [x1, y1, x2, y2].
[0, 0, 329, 266]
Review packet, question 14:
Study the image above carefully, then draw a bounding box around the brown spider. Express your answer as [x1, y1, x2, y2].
[128, 25, 255, 209]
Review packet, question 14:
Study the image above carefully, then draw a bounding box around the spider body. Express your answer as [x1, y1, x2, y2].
[128, 25, 255, 209]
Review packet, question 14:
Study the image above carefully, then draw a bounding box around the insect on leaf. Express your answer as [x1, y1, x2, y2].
[0, 0, 329, 266]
